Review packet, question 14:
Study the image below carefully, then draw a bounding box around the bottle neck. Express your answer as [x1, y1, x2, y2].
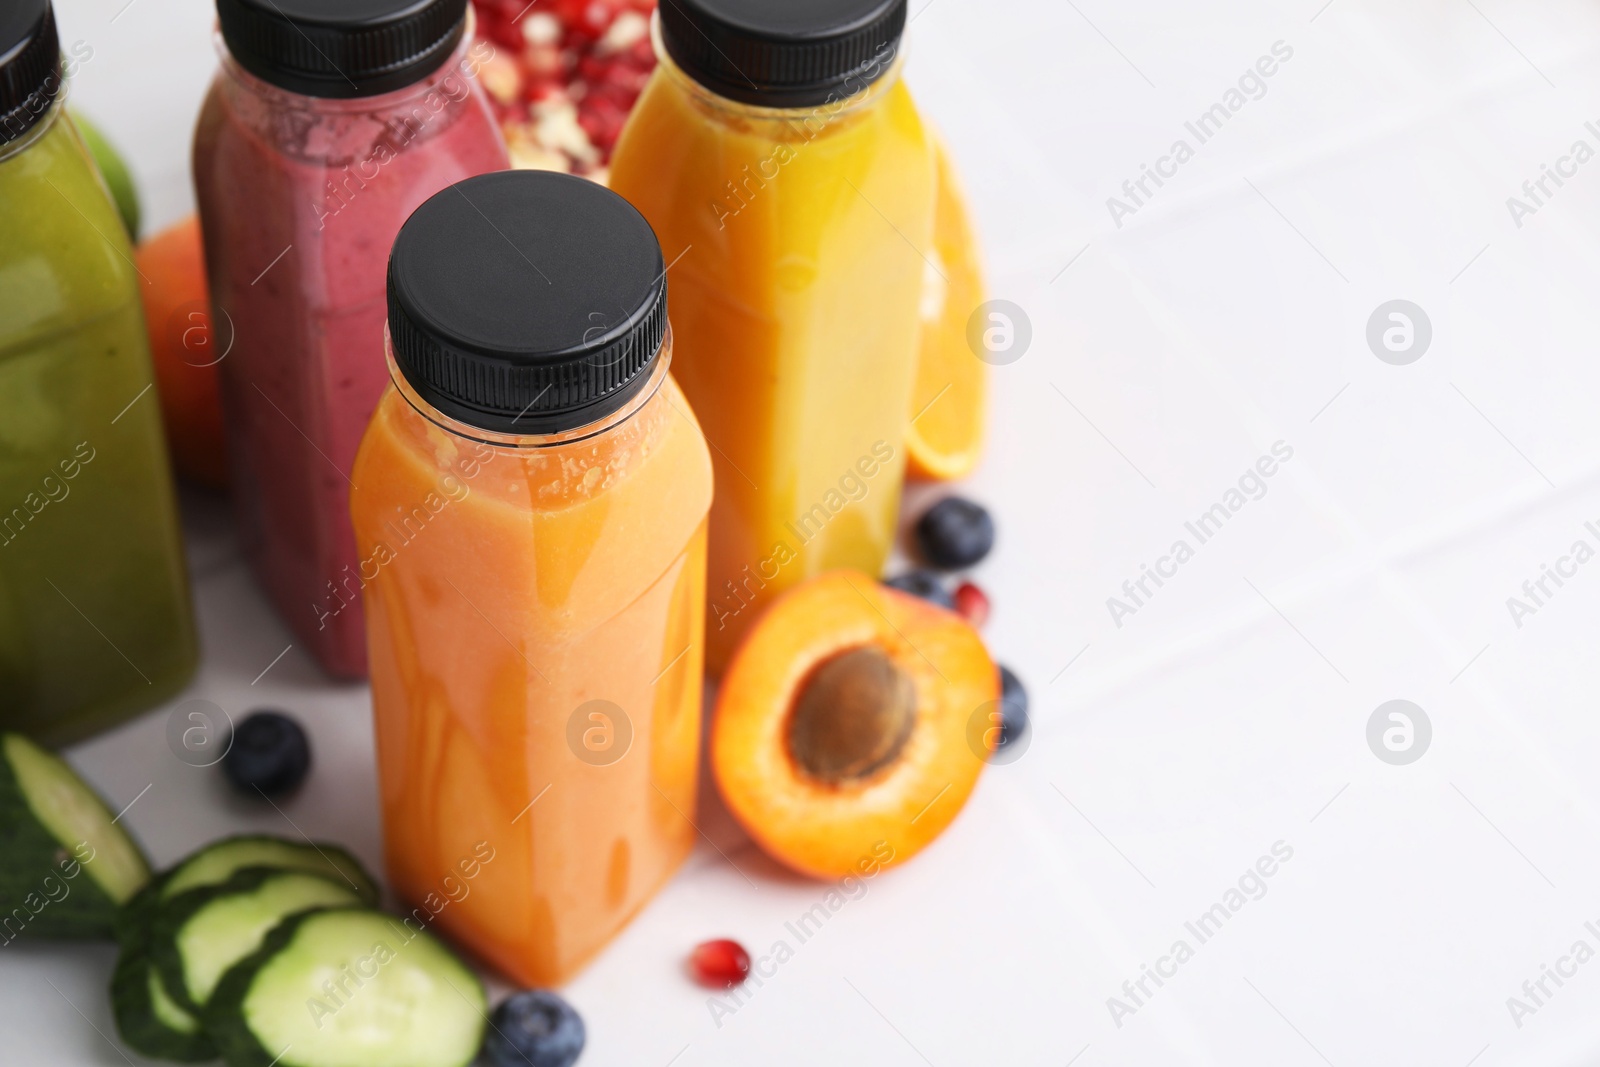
[383, 326, 675, 450]
[214, 7, 488, 115]
[0, 92, 62, 164]
[649, 12, 906, 138]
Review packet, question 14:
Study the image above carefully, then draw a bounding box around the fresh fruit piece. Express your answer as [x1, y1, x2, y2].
[152, 868, 362, 1013]
[206, 908, 486, 1067]
[882, 569, 954, 610]
[713, 572, 997, 879]
[112, 881, 218, 1064]
[952, 580, 990, 628]
[906, 138, 987, 481]
[471, 0, 657, 177]
[113, 841, 376, 1060]
[689, 938, 751, 989]
[112, 935, 218, 1062]
[997, 665, 1029, 751]
[72, 110, 140, 240]
[915, 496, 995, 569]
[134, 215, 229, 488]
[482, 989, 587, 1067]
[222, 711, 312, 799]
[0, 732, 150, 939]
[159, 835, 378, 907]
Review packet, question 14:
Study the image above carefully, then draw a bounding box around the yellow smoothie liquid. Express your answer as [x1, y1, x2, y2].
[351, 172, 712, 985]
[610, 8, 938, 672]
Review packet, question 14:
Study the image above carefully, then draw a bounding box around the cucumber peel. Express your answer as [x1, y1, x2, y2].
[0, 732, 150, 940]
[112, 944, 218, 1062]
[207, 908, 487, 1067]
[111, 883, 218, 1062]
[160, 835, 378, 906]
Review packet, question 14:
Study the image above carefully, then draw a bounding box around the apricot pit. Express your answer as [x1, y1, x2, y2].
[787, 647, 915, 784]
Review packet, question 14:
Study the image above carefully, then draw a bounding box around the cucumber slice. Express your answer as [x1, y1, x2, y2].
[161, 835, 378, 906]
[111, 947, 217, 1062]
[152, 868, 362, 1013]
[111, 883, 218, 1062]
[207, 908, 486, 1067]
[149, 961, 204, 1034]
[0, 732, 150, 939]
[110, 836, 376, 1060]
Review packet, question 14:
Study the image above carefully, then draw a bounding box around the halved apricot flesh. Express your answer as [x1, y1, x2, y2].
[711, 571, 998, 879]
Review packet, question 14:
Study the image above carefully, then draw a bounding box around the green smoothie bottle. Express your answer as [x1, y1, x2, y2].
[0, 0, 197, 745]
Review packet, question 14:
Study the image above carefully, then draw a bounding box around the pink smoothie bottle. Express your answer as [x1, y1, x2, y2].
[193, 0, 509, 677]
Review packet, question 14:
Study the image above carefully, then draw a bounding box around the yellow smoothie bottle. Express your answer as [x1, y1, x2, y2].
[609, 0, 939, 672]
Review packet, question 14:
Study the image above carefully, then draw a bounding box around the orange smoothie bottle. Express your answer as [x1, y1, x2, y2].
[609, 0, 942, 672]
[350, 171, 713, 985]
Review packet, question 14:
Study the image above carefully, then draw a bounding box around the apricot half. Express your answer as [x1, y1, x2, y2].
[712, 571, 998, 879]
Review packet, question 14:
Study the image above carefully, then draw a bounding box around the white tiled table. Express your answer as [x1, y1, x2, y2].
[10, 1, 1600, 1064]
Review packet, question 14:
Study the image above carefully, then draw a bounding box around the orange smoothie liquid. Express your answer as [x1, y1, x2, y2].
[351, 349, 712, 985]
[610, 34, 938, 672]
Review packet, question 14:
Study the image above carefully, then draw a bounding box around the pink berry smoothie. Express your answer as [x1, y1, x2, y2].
[194, 19, 509, 677]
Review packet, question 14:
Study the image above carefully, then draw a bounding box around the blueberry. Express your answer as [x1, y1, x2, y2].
[222, 711, 311, 799]
[996, 665, 1028, 750]
[482, 990, 586, 1067]
[883, 569, 954, 610]
[915, 497, 995, 569]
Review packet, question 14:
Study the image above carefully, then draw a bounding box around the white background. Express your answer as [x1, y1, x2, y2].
[7, 0, 1600, 1064]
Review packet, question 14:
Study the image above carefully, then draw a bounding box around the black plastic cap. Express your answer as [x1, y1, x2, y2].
[659, 0, 905, 108]
[0, 0, 60, 144]
[216, 0, 467, 99]
[387, 171, 669, 436]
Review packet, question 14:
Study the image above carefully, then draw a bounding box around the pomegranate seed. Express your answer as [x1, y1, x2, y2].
[522, 77, 567, 105]
[596, 10, 649, 54]
[690, 938, 751, 988]
[578, 95, 629, 151]
[952, 581, 990, 628]
[577, 53, 608, 82]
[575, 1, 613, 40]
[606, 63, 650, 95]
[477, 51, 524, 106]
[483, 16, 524, 50]
[521, 11, 563, 47]
[544, 0, 587, 22]
[520, 43, 565, 79]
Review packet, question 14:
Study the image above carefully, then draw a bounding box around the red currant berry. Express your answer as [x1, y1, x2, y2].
[690, 938, 751, 988]
[953, 581, 990, 628]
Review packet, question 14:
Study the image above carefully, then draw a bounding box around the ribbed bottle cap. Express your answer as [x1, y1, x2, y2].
[215, 0, 467, 99]
[659, 0, 906, 108]
[0, 0, 60, 144]
[387, 171, 669, 436]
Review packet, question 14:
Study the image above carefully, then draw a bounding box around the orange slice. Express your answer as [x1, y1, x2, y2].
[906, 138, 987, 481]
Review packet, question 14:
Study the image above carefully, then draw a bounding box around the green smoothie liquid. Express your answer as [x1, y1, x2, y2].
[0, 102, 197, 746]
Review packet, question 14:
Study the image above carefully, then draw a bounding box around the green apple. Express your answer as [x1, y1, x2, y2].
[70, 109, 140, 241]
